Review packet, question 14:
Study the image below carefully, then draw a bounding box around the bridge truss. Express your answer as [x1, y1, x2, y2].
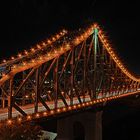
[0, 23, 140, 125]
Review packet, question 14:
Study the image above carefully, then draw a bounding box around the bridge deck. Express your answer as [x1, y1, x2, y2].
[0, 96, 91, 121]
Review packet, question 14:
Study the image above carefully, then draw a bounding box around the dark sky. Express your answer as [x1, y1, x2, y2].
[0, 0, 140, 75]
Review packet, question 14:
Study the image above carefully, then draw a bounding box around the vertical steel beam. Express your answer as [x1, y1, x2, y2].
[8, 78, 13, 119]
[34, 68, 39, 113]
[54, 58, 59, 109]
[92, 28, 98, 99]
[22, 71, 26, 105]
[70, 49, 75, 105]
[83, 41, 86, 102]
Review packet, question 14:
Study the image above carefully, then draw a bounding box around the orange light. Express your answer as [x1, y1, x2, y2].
[78, 104, 81, 108]
[3, 59, 6, 63]
[86, 102, 89, 106]
[62, 107, 66, 111]
[73, 105, 76, 109]
[11, 56, 14, 60]
[25, 95, 29, 98]
[31, 59, 35, 63]
[43, 112, 47, 116]
[82, 103, 85, 106]
[36, 113, 40, 118]
[52, 37, 56, 41]
[68, 106, 72, 110]
[90, 101, 93, 105]
[93, 100, 96, 104]
[18, 117, 22, 122]
[50, 110, 54, 114]
[57, 109, 61, 113]
[31, 48, 35, 52]
[47, 40, 51, 44]
[42, 42, 46, 46]
[7, 120, 12, 125]
[56, 34, 60, 39]
[27, 115, 31, 120]
[39, 56, 43, 60]
[24, 50, 28, 55]
[37, 45, 41, 49]
[18, 53, 22, 58]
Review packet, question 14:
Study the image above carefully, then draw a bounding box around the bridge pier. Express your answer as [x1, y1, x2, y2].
[57, 111, 103, 140]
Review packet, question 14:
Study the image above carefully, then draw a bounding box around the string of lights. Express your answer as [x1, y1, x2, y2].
[0, 90, 138, 127]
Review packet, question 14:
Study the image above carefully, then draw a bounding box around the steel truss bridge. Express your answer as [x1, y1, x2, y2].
[0, 23, 140, 125]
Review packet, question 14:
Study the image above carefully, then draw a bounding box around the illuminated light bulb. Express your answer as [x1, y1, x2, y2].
[57, 109, 61, 113]
[25, 95, 29, 98]
[62, 29, 67, 33]
[56, 34, 60, 39]
[47, 40, 51, 44]
[62, 107, 66, 111]
[31, 59, 35, 63]
[47, 53, 50, 57]
[24, 50, 28, 55]
[36, 113, 40, 118]
[7, 120, 12, 125]
[112, 53, 115, 57]
[3, 59, 6, 63]
[93, 100, 96, 104]
[101, 35, 105, 39]
[85, 102, 89, 106]
[31, 48, 35, 52]
[52, 37, 56, 41]
[80, 35, 84, 40]
[18, 53, 22, 58]
[82, 103, 85, 106]
[61, 91, 64, 95]
[37, 45, 41, 49]
[108, 47, 111, 50]
[90, 101, 93, 105]
[68, 106, 72, 110]
[50, 110, 54, 114]
[43, 112, 47, 116]
[110, 51, 113, 54]
[11, 56, 14, 60]
[54, 50, 57, 54]
[60, 47, 64, 51]
[27, 115, 31, 120]
[66, 43, 70, 48]
[18, 117, 22, 122]
[60, 32, 63, 35]
[42, 42, 46, 46]
[99, 99, 102, 102]
[75, 38, 80, 44]
[78, 104, 81, 108]
[39, 56, 43, 60]
[103, 39, 107, 43]
[73, 105, 76, 109]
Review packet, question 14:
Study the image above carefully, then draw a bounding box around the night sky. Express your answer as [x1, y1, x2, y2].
[0, 0, 140, 75]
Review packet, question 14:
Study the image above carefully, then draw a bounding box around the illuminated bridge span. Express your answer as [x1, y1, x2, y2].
[0, 23, 140, 125]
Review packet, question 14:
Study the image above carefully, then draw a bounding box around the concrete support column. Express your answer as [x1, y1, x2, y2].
[57, 111, 103, 140]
